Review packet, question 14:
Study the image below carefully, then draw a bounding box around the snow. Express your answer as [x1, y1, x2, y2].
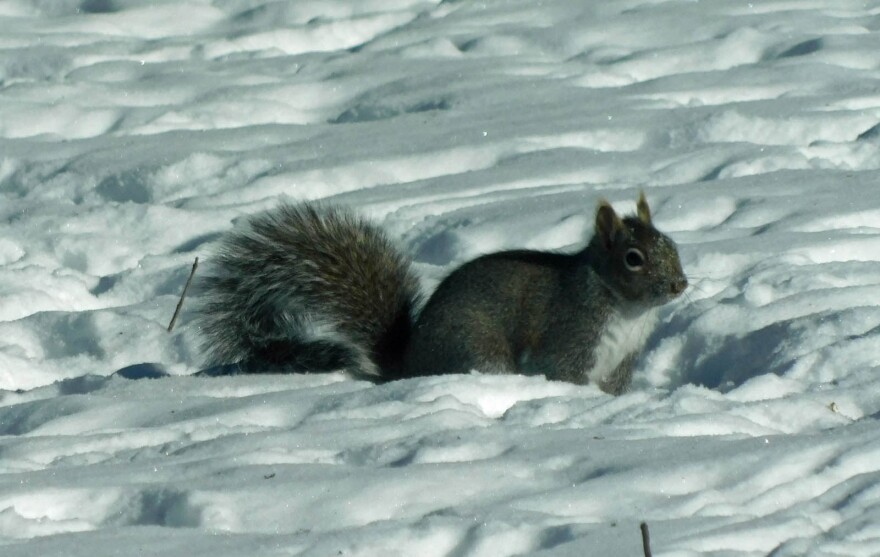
[2, 0, 880, 554]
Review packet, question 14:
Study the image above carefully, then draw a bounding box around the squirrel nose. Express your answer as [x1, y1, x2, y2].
[670, 277, 688, 296]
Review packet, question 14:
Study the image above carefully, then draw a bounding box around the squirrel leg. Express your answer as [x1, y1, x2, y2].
[596, 352, 636, 395]
[404, 325, 517, 377]
[456, 327, 518, 376]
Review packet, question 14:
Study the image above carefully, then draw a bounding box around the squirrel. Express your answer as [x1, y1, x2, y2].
[194, 193, 687, 394]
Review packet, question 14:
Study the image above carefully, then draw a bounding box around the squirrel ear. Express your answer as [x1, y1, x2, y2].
[595, 200, 624, 250]
[637, 191, 652, 224]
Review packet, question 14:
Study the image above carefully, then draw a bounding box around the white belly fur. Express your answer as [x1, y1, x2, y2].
[587, 308, 657, 384]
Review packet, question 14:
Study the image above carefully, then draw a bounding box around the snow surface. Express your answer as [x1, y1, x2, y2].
[3, 0, 880, 555]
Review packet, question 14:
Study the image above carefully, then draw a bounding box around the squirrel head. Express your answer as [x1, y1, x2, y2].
[590, 192, 687, 306]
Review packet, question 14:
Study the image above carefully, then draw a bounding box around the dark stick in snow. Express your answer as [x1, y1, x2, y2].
[641, 522, 652, 557]
[168, 257, 199, 332]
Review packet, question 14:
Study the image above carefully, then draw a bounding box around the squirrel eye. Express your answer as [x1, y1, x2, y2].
[624, 248, 645, 271]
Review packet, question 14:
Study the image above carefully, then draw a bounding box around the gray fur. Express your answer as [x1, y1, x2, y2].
[195, 203, 421, 377]
[195, 194, 687, 394]
[404, 193, 688, 393]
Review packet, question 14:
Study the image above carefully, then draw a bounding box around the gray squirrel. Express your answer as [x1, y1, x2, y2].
[195, 193, 687, 394]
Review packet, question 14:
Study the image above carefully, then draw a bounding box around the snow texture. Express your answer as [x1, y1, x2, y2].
[3, 0, 880, 555]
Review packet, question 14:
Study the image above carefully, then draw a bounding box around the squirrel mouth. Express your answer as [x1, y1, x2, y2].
[655, 277, 687, 303]
[670, 277, 688, 297]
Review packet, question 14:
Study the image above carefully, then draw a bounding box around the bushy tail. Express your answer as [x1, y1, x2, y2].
[195, 203, 421, 378]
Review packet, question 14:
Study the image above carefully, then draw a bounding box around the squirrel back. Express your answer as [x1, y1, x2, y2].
[195, 194, 686, 394]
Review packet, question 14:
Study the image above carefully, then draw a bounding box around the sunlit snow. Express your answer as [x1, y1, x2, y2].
[3, 0, 880, 555]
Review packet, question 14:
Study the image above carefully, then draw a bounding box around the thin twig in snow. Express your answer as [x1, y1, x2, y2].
[168, 257, 199, 332]
[640, 522, 652, 557]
